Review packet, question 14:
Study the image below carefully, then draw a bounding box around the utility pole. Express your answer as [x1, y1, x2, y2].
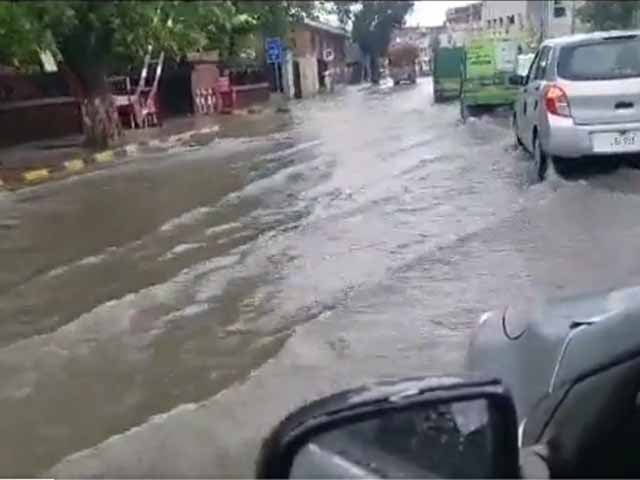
[570, 0, 577, 34]
[541, 0, 552, 40]
[539, 0, 547, 44]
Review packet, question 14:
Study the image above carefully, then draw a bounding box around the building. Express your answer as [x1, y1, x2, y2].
[391, 26, 430, 46]
[544, 0, 587, 38]
[481, 0, 586, 43]
[283, 19, 349, 98]
[446, 2, 483, 29]
[444, 2, 483, 46]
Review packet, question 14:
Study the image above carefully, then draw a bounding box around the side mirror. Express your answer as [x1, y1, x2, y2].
[256, 376, 519, 479]
[509, 74, 526, 86]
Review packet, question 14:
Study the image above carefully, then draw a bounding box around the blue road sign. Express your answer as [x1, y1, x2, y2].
[266, 37, 282, 64]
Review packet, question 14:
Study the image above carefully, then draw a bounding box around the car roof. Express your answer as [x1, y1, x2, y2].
[542, 30, 640, 48]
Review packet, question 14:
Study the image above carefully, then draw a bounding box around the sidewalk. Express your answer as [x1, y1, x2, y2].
[0, 115, 223, 188]
[0, 94, 294, 190]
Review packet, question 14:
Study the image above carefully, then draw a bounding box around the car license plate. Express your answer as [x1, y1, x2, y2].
[591, 131, 640, 153]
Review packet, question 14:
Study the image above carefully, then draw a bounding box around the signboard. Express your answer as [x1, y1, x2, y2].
[266, 37, 282, 64]
[466, 40, 495, 79]
[323, 48, 335, 62]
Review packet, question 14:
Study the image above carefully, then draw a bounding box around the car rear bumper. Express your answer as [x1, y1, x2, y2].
[545, 115, 640, 158]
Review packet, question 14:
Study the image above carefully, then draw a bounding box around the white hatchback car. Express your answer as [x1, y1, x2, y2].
[511, 31, 640, 180]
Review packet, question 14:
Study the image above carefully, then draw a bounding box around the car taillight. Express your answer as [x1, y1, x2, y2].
[544, 85, 571, 117]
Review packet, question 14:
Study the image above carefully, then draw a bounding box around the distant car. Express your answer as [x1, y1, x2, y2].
[511, 31, 640, 180]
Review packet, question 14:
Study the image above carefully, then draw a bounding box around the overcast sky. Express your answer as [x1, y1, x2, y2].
[405, 0, 476, 27]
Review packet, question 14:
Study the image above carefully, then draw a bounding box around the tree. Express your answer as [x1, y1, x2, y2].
[577, 0, 640, 31]
[330, 1, 358, 27]
[350, 1, 414, 84]
[0, 1, 321, 148]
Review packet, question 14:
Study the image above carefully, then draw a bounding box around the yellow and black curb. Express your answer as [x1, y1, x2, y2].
[1, 125, 219, 191]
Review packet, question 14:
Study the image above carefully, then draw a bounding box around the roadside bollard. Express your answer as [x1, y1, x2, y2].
[195, 88, 206, 114]
[206, 88, 215, 114]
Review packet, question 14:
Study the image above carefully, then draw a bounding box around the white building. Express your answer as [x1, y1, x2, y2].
[545, 1, 588, 38]
[444, 2, 483, 47]
[481, 0, 586, 43]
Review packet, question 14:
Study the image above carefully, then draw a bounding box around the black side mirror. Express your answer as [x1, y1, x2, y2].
[509, 74, 526, 86]
[256, 376, 519, 479]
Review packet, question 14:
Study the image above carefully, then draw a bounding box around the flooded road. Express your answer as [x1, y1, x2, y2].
[3, 79, 640, 476]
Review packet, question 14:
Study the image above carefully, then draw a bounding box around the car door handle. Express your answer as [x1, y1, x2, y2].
[615, 101, 634, 109]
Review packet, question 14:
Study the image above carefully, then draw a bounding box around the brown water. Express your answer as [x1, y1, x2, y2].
[1, 79, 640, 476]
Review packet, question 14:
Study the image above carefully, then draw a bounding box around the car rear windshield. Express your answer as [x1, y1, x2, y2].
[558, 37, 640, 80]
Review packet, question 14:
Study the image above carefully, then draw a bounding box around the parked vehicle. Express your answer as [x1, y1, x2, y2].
[459, 38, 521, 122]
[257, 285, 640, 478]
[388, 43, 419, 86]
[433, 46, 465, 102]
[511, 31, 640, 180]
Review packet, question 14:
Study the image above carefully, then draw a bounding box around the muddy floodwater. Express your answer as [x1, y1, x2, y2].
[1, 79, 640, 476]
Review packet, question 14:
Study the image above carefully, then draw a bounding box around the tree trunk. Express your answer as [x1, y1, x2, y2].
[71, 65, 122, 149]
[370, 55, 380, 84]
[81, 91, 122, 150]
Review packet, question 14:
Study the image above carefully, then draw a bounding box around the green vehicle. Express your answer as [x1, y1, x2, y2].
[432, 46, 465, 103]
[459, 38, 521, 121]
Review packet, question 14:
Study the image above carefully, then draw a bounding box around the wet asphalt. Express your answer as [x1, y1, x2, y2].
[2, 78, 640, 476]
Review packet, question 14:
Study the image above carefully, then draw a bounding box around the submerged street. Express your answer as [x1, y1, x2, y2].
[3, 79, 640, 476]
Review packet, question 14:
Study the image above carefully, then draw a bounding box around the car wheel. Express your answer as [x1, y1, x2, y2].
[533, 135, 548, 181]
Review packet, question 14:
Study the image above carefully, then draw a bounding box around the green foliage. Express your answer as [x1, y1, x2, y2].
[351, 1, 413, 58]
[0, 2, 55, 69]
[0, 1, 324, 73]
[577, 0, 640, 31]
[329, 0, 357, 27]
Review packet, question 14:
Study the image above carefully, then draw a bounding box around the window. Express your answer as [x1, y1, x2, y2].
[508, 15, 515, 25]
[533, 46, 552, 81]
[558, 38, 640, 80]
[553, 0, 566, 18]
[499, 17, 503, 27]
[486, 20, 491, 29]
[525, 49, 541, 84]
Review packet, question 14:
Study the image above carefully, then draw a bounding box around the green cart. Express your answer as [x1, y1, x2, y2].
[433, 47, 465, 103]
[459, 38, 521, 121]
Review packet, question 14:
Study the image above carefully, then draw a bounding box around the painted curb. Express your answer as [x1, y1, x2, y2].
[64, 159, 85, 172]
[4, 124, 220, 190]
[124, 144, 138, 156]
[23, 169, 50, 183]
[94, 150, 115, 163]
